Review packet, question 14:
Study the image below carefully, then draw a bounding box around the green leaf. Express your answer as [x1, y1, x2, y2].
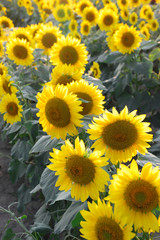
[129, 60, 153, 78]
[8, 159, 27, 183]
[97, 51, 123, 64]
[140, 40, 158, 50]
[2, 228, 15, 240]
[11, 140, 32, 161]
[84, 74, 107, 91]
[72, 212, 84, 228]
[149, 48, 160, 61]
[137, 152, 160, 168]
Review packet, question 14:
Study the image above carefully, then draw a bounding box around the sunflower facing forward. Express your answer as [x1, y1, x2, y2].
[50, 35, 88, 68]
[47, 137, 109, 202]
[87, 106, 153, 164]
[0, 93, 22, 124]
[80, 199, 135, 240]
[6, 38, 34, 66]
[109, 160, 160, 232]
[36, 84, 83, 140]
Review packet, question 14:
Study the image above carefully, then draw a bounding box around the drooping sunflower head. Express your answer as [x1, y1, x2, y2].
[48, 137, 109, 201]
[0, 75, 18, 99]
[88, 106, 153, 164]
[82, 6, 98, 26]
[89, 61, 101, 79]
[50, 35, 88, 68]
[49, 64, 84, 86]
[36, 84, 83, 140]
[53, 4, 68, 22]
[80, 20, 91, 36]
[129, 12, 138, 25]
[67, 79, 105, 116]
[98, 8, 119, 32]
[120, 8, 129, 21]
[76, 0, 93, 16]
[0, 16, 14, 29]
[109, 160, 160, 232]
[0, 93, 23, 124]
[114, 24, 142, 54]
[80, 199, 135, 240]
[6, 38, 34, 66]
[35, 25, 62, 53]
[141, 26, 150, 40]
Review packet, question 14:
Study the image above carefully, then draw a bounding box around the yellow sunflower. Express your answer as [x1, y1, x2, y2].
[69, 19, 78, 33]
[36, 84, 83, 140]
[129, 0, 141, 8]
[141, 26, 150, 40]
[105, 2, 118, 14]
[145, 10, 154, 23]
[89, 62, 101, 79]
[47, 137, 109, 202]
[80, 20, 91, 36]
[82, 6, 98, 26]
[0, 63, 8, 77]
[149, 19, 159, 32]
[129, 12, 138, 25]
[87, 106, 153, 164]
[0, 75, 18, 99]
[6, 38, 34, 66]
[80, 199, 135, 240]
[140, 5, 151, 20]
[139, 20, 146, 30]
[9, 27, 33, 47]
[98, 8, 119, 32]
[0, 40, 4, 57]
[114, 24, 141, 54]
[0, 93, 22, 124]
[109, 160, 160, 232]
[35, 25, 62, 54]
[0, 27, 4, 39]
[50, 35, 88, 68]
[107, 24, 123, 52]
[67, 79, 105, 116]
[0, 16, 14, 29]
[76, 0, 93, 16]
[49, 64, 83, 86]
[53, 4, 68, 22]
[120, 8, 129, 21]
[117, 0, 128, 9]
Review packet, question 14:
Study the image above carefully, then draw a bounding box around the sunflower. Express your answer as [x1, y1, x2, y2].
[106, 23, 123, 52]
[117, 0, 128, 9]
[0, 40, 4, 57]
[53, 4, 68, 22]
[89, 62, 101, 79]
[49, 64, 83, 86]
[109, 160, 160, 232]
[9, 27, 33, 47]
[6, 38, 34, 66]
[141, 26, 150, 40]
[145, 10, 154, 23]
[87, 106, 153, 164]
[0, 27, 4, 39]
[67, 79, 105, 116]
[50, 35, 88, 68]
[36, 84, 83, 140]
[0, 16, 14, 29]
[80, 199, 135, 240]
[105, 2, 118, 14]
[47, 137, 109, 202]
[139, 20, 146, 30]
[35, 25, 62, 54]
[140, 5, 152, 19]
[0, 75, 18, 99]
[114, 24, 141, 54]
[98, 8, 118, 32]
[69, 19, 78, 33]
[82, 6, 98, 26]
[76, 0, 93, 16]
[150, 19, 159, 32]
[0, 94, 22, 124]
[0, 63, 8, 77]
[120, 8, 129, 21]
[129, 12, 138, 25]
[80, 20, 91, 36]
[129, 0, 141, 8]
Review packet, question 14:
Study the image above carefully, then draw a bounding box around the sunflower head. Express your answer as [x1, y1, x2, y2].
[82, 6, 98, 26]
[129, 12, 138, 25]
[0, 16, 14, 29]
[76, 0, 93, 16]
[80, 20, 91, 36]
[53, 4, 68, 22]
[89, 61, 101, 79]
[98, 8, 118, 32]
[0, 75, 18, 99]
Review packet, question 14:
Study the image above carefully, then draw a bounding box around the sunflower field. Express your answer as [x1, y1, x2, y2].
[0, 0, 160, 239]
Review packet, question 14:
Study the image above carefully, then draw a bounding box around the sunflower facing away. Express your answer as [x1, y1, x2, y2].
[50, 35, 88, 68]
[47, 137, 109, 202]
[6, 38, 34, 66]
[80, 199, 135, 240]
[109, 160, 160, 232]
[67, 79, 105, 116]
[0, 93, 22, 124]
[0, 75, 18, 99]
[36, 84, 83, 140]
[87, 106, 153, 164]
[114, 24, 142, 54]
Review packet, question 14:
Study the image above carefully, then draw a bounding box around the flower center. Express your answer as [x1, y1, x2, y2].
[75, 92, 93, 115]
[124, 179, 159, 212]
[122, 32, 135, 47]
[7, 102, 18, 116]
[13, 45, 28, 59]
[42, 33, 57, 48]
[16, 34, 29, 42]
[86, 12, 95, 22]
[45, 97, 71, 127]
[59, 46, 78, 65]
[121, 0, 127, 4]
[2, 21, 9, 28]
[80, 3, 88, 12]
[66, 155, 95, 184]
[84, 24, 89, 32]
[57, 9, 65, 18]
[102, 120, 138, 150]
[3, 80, 11, 94]
[57, 75, 74, 85]
[103, 15, 113, 26]
[132, 16, 136, 22]
[44, 8, 52, 14]
[95, 217, 123, 240]
[0, 67, 4, 75]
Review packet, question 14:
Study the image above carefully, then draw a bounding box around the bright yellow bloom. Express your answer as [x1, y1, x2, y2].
[90, 61, 101, 79]
[76, 0, 93, 16]
[0, 75, 18, 99]
[9, 27, 34, 47]
[87, 106, 153, 164]
[53, 4, 68, 22]
[109, 160, 160, 232]
[98, 8, 118, 32]
[141, 26, 150, 40]
[36, 84, 83, 140]
[82, 6, 98, 26]
[0, 63, 8, 77]
[117, 0, 128, 9]
[129, 12, 138, 25]
[120, 8, 129, 21]
[47, 137, 109, 202]
[0, 40, 4, 57]
[0, 16, 14, 29]
[80, 199, 135, 240]
[80, 20, 91, 36]
[149, 19, 159, 32]
[69, 19, 78, 33]
[0, 94, 22, 124]
[140, 5, 152, 20]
